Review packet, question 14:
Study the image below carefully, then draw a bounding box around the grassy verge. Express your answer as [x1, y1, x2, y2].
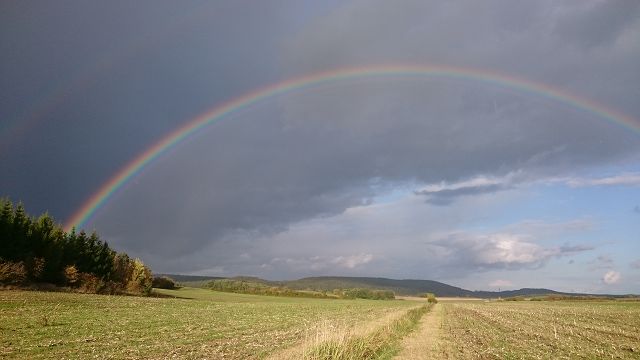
[304, 303, 431, 359]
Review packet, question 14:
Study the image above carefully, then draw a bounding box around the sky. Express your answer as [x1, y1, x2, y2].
[1, 0, 640, 294]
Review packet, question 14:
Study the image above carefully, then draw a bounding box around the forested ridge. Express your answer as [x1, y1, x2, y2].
[0, 198, 152, 295]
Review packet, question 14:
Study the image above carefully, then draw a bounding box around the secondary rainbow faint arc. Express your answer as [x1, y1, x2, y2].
[63, 64, 640, 231]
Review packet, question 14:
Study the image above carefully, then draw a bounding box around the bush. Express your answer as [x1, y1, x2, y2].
[26, 257, 45, 281]
[336, 288, 395, 300]
[127, 258, 152, 295]
[152, 276, 176, 289]
[0, 260, 27, 285]
[205, 279, 334, 299]
[64, 265, 79, 286]
[78, 272, 102, 293]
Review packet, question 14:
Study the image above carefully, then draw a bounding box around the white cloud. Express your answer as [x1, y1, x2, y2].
[414, 172, 525, 205]
[414, 170, 640, 206]
[603, 270, 621, 284]
[563, 173, 640, 187]
[489, 279, 513, 288]
[418, 172, 521, 193]
[431, 231, 592, 270]
[478, 234, 546, 265]
[331, 253, 374, 269]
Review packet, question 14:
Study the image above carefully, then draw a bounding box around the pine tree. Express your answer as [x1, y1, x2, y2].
[95, 241, 115, 279]
[0, 199, 15, 259]
[0, 201, 153, 294]
[75, 230, 90, 273]
[11, 203, 31, 260]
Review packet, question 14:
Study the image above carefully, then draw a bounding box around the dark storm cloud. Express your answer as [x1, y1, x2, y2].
[2, 1, 639, 276]
[0, 1, 308, 217]
[553, 0, 640, 49]
[92, 0, 640, 272]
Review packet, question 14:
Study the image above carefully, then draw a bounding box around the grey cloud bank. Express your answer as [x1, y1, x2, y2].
[2, 1, 639, 291]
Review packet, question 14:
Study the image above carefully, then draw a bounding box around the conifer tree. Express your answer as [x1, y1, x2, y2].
[0, 199, 153, 295]
[11, 203, 30, 260]
[0, 199, 15, 259]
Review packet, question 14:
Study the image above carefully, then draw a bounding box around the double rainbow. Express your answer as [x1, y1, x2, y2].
[64, 64, 640, 231]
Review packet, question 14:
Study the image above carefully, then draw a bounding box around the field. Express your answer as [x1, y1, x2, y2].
[0, 288, 420, 359]
[436, 300, 640, 359]
[2, 289, 640, 359]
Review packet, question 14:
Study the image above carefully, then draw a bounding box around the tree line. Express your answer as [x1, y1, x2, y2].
[0, 198, 152, 295]
[206, 279, 336, 299]
[205, 279, 396, 300]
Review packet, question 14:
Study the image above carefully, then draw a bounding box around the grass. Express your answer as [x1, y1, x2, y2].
[436, 300, 640, 359]
[0, 288, 418, 359]
[304, 304, 430, 359]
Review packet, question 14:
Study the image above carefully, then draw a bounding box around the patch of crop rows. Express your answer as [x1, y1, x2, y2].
[438, 301, 640, 359]
[0, 290, 416, 359]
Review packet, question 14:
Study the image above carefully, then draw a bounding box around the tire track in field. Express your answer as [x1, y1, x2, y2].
[394, 303, 442, 359]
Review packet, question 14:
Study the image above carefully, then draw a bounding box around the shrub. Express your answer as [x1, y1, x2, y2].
[26, 257, 45, 281]
[127, 258, 152, 295]
[418, 292, 438, 303]
[205, 279, 335, 299]
[111, 253, 133, 284]
[0, 260, 27, 285]
[152, 276, 176, 289]
[78, 272, 102, 293]
[64, 265, 79, 286]
[335, 288, 395, 300]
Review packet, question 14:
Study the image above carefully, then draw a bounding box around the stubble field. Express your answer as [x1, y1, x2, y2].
[0, 288, 419, 359]
[436, 300, 640, 359]
[2, 289, 640, 359]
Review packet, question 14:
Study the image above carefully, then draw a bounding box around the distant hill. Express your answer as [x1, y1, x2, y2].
[283, 277, 573, 298]
[156, 274, 225, 283]
[159, 274, 592, 298]
[282, 276, 475, 297]
[156, 274, 225, 288]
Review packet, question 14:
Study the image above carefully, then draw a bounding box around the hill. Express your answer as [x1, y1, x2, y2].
[156, 274, 225, 283]
[283, 277, 573, 298]
[283, 276, 475, 297]
[161, 274, 576, 298]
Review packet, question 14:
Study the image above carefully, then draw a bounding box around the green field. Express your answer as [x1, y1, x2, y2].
[0, 288, 419, 359]
[2, 289, 640, 359]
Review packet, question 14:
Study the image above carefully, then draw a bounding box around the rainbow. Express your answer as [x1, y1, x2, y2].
[64, 64, 640, 231]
